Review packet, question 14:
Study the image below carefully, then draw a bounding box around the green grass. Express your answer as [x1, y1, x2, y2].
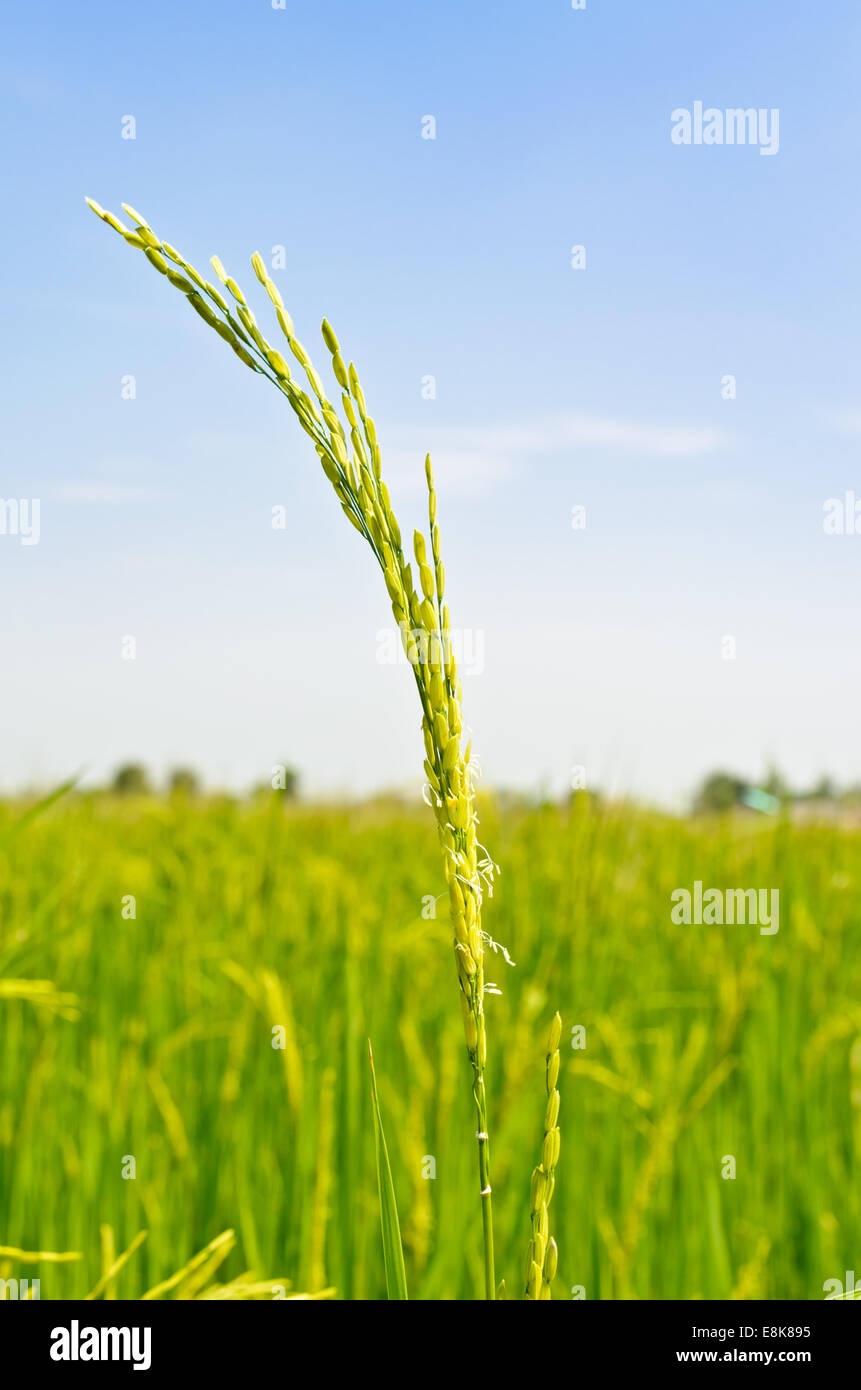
[1, 792, 858, 1299]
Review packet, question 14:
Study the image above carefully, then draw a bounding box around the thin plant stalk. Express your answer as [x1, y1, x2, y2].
[86, 198, 501, 1297]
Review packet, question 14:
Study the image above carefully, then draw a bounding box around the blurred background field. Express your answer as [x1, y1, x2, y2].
[1, 789, 858, 1300]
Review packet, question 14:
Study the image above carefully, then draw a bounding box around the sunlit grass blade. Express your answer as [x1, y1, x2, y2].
[0, 1245, 82, 1263]
[368, 1041, 408, 1300]
[0, 773, 80, 846]
[85, 1228, 148, 1300]
[141, 1230, 236, 1301]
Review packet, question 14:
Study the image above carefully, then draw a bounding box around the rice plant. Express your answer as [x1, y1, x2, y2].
[84, 198, 562, 1299]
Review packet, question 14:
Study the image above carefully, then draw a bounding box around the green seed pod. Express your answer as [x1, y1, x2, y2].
[429, 671, 445, 711]
[340, 503, 365, 535]
[167, 270, 195, 294]
[548, 1012, 562, 1054]
[449, 876, 465, 914]
[545, 1089, 560, 1131]
[121, 203, 151, 229]
[527, 1261, 542, 1300]
[204, 281, 230, 313]
[330, 433, 348, 467]
[419, 563, 435, 601]
[103, 211, 130, 236]
[543, 1238, 558, 1283]
[383, 568, 402, 603]
[183, 262, 207, 289]
[225, 276, 246, 305]
[433, 712, 448, 749]
[265, 279, 284, 310]
[413, 530, 427, 566]
[276, 303, 296, 334]
[457, 944, 477, 977]
[265, 349, 291, 379]
[289, 338, 311, 368]
[231, 342, 257, 370]
[547, 1051, 560, 1089]
[187, 293, 218, 326]
[144, 247, 168, 274]
[530, 1166, 547, 1210]
[123, 232, 146, 249]
[240, 317, 267, 353]
[317, 450, 341, 485]
[420, 598, 437, 632]
[306, 367, 325, 399]
[331, 353, 349, 389]
[251, 251, 267, 283]
[541, 1130, 555, 1171]
[443, 737, 460, 773]
[210, 255, 228, 284]
[448, 697, 461, 736]
[321, 318, 340, 354]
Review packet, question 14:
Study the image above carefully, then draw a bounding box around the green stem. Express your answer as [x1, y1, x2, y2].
[473, 1070, 495, 1299]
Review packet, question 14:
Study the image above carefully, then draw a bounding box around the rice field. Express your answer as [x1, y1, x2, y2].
[1, 791, 857, 1300]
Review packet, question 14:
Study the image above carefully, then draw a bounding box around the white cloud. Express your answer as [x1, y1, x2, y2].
[383, 413, 730, 493]
[831, 410, 861, 435]
[51, 484, 158, 502]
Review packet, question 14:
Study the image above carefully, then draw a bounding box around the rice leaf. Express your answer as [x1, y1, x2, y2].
[368, 1041, 408, 1300]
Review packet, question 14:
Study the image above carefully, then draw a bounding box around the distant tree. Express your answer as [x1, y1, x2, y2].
[168, 767, 200, 797]
[807, 775, 835, 802]
[111, 763, 151, 796]
[694, 771, 746, 814]
[762, 765, 790, 801]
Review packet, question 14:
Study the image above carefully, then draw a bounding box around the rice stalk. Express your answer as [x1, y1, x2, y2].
[140, 1229, 236, 1301]
[85, 1228, 148, 1301]
[524, 1013, 562, 1300]
[85, 198, 560, 1299]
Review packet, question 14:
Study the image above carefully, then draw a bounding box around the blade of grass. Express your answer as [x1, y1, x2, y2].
[85, 1228, 148, 1300]
[0, 773, 81, 846]
[368, 1041, 408, 1300]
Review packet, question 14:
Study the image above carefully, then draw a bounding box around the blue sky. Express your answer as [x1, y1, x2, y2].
[2, 0, 860, 805]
